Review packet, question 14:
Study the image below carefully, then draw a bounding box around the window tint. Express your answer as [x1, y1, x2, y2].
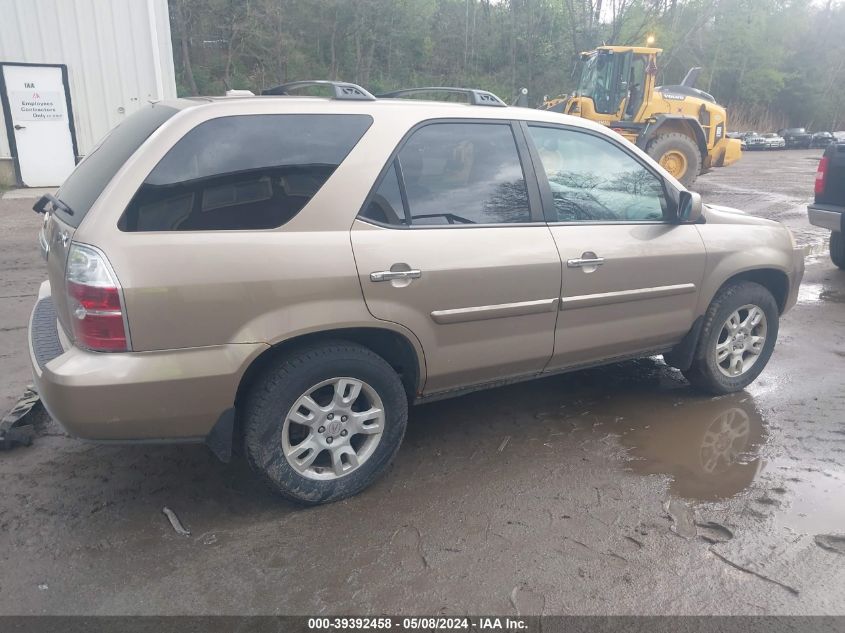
[368, 122, 530, 226]
[57, 104, 178, 228]
[528, 126, 667, 223]
[120, 114, 372, 231]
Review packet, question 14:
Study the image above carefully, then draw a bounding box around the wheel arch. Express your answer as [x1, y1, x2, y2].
[234, 326, 425, 413]
[638, 115, 708, 163]
[705, 268, 791, 315]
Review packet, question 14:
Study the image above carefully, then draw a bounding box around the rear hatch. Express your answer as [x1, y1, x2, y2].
[39, 104, 178, 339]
[816, 142, 845, 208]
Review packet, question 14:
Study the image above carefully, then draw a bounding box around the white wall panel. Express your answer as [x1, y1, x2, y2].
[0, 0, 176, 159]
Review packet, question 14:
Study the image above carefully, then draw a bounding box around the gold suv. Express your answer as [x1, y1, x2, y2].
[28, 82, 804, 504]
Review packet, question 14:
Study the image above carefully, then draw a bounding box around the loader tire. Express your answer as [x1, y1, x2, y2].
[647, 133, 702, 188]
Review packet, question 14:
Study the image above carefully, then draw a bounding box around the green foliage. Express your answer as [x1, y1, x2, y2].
[169, 0, 845, 129]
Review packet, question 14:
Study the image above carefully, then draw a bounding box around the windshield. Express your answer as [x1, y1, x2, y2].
[576, 54, 599, 97]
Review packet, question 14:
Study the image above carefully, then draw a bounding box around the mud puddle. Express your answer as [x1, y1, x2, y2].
[531, 368, 767, 502]
[512, 359, 844, 538]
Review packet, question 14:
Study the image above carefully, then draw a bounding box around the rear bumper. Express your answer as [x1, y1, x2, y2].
[808, 203, 844, 233]
[29, 281, 266, 441]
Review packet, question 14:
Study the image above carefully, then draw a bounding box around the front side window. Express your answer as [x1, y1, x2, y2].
[362, 122, 531, 226]
[528, 126, 667, 223]
[120, 114, 372, 231]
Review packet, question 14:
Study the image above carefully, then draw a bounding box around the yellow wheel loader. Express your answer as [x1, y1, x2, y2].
[540, 46, 741, 188]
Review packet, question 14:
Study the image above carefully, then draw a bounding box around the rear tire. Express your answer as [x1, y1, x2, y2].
[683, 282, 779, 395]
[830, 232, 845, 270]
[243, 341, 408, 505]
[647, 133, 702, 188]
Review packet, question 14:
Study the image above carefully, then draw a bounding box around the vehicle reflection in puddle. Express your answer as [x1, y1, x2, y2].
[528, 360, 767, 502]
[612, 393, 764, 501]
[527, 360, 845, 535]
[568, 389, 765, 502]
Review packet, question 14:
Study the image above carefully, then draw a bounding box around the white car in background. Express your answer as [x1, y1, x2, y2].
[743, 132, 765, 150]
[762, 133, 786, 149]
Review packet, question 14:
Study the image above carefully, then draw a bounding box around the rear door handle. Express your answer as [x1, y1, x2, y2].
[14, 124, 26, 130]
[567, 257, 605, 268]
[370, 269, 422, 282]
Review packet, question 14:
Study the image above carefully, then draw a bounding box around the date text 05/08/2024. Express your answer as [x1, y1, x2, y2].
[307, 617, 530, 630]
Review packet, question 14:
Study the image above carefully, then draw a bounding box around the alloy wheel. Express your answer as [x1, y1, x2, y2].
[282, 377, 385, 480]
[713, 304, 767, 378]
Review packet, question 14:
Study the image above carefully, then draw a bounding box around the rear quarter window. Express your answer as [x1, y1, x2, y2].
[56, 104, 178, 228]
[119, 114, 373, 232]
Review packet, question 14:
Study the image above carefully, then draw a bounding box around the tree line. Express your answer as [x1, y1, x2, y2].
[169, 0, 845, 131]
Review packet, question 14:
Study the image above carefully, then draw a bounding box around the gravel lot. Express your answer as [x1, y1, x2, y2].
[0, 149, 843, 615]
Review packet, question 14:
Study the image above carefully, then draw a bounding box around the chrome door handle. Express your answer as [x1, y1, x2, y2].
[567, 257, 605, 268]
[370, 269, 422, 282]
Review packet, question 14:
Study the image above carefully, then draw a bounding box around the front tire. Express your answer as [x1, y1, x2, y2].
[830, 232, 845, 270]
[243, 341, 408, 505]
[683, 282, 779, 395]
[648, 133, 702, 188]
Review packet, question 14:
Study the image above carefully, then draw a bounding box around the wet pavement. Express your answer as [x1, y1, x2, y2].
[0, 149, 843, 615]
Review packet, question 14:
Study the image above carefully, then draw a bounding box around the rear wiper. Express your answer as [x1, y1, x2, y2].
[33, 193, 74, 216]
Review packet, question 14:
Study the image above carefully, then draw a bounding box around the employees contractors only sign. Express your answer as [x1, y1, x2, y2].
[9, 89, 65, 121]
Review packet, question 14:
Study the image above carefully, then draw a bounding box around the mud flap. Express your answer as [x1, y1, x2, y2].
[205, 407, 235, 463]
[663, 316, 704, 371]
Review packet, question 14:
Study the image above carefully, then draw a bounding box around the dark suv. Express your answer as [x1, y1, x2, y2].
[808, 142, 845, 268]
[777, 128, 812, 149]
[811, 131, 835, 149]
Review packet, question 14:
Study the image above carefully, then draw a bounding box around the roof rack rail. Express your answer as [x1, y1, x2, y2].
[261, 80, 376, 101]
[376, 87, 507, 107]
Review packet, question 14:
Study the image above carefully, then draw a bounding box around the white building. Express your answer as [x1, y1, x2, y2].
[0, 0, 177, 187]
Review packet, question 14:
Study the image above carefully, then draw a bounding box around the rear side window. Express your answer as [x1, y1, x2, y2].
[361, 122, 531, 226]
[56, 104, 178, 228]
[119, 114, 372, 231]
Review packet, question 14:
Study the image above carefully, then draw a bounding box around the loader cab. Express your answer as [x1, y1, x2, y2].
[574, 47, 658, 121]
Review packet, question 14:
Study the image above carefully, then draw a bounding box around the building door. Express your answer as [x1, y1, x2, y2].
[1, 63, 77, 187]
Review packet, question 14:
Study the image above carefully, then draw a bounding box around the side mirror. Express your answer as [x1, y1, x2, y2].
[678, 190, 703, 223]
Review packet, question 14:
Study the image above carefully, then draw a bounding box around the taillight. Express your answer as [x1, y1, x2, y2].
[66, 243, 129, 352]
[815, 156, 829, 196]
